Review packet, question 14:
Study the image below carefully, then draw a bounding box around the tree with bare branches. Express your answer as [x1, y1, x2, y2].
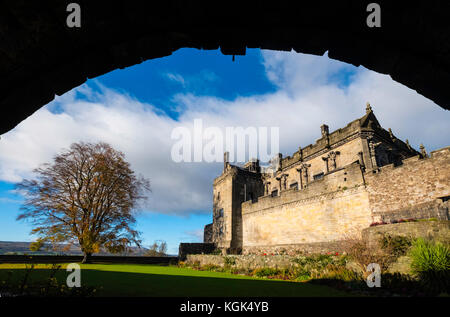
[16, 142, 150, 263]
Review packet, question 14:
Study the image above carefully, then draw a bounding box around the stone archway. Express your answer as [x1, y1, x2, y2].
[1, 0, 449, 135]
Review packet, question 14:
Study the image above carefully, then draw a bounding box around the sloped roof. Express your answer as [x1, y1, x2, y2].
[358, 109, 381, 129]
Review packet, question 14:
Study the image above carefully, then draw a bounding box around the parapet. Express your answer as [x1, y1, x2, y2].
[242, 161, 365, 215]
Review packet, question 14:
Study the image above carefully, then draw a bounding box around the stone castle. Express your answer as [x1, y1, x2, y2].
[203, 104, 450, 255]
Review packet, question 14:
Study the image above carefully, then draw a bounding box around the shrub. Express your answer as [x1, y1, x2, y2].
[318, 265, 361, 282]
[252, 268, 283, 278]
[340, 237, 396, 276]
[201, 264, 221, 271]
[379, 234, 412, 257]
[231, 267, 253, 275]
[409, 238, 450, 293]
[223, 256, 236, 266]
[380, 272, 423, 295]
[290, 253, 350, 281]
[291, 254, 334, 269]
[293, 270, 311, 282]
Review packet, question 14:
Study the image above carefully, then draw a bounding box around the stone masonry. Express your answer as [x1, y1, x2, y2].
[204, 105, 450, 254]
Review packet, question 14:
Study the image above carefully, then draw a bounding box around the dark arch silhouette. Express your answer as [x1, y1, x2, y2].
[1, 0, 449, 135]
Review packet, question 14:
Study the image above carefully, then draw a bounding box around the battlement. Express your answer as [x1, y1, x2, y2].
[371, 146, 449, 174]
[275, 109, 418, 172]
[365, 146, 450, 214]
[280, 119, 362, 169]
[242, 161, 364, 215]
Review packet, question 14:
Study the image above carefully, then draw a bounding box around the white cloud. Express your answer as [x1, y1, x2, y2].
[263, 51, 355, 94]
[0, 50, 448, 216]
[0, 197, 22, 204]
[165, 70, 219, 92]
[182, 229, 204, 242]
[166, 73, 186, 87]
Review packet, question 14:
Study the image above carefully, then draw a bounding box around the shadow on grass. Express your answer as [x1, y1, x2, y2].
[308, 274, 446, 297]
[0, 267, 350, 297]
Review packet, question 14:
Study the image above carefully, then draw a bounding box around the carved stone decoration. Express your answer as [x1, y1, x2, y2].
[276, 176, 282, 191]
[322, 156, 329, 173]
[368, 137, 382, 169]
[281, 174, 288, 190]
[320, 124, 329, 138]
[405, 139, 412, 151]
[296, 168, 302, 189]
[263, 180, 271, 195]
[297, 163, 311, 189]
[327, 151, 340, 170]
[420, 144, 428, 158]
[366, 102, 372, 114]
[357, 151, 365, 171]
[388, 128, 395, 140]
[277, 153, 283, 171]
[223, 151, 230, 172]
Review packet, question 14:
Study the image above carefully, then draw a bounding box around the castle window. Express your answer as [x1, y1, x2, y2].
[216, 208, 224, 218]
[271, 190, 278, 197]
[290, 182, 298, 190]
[313, 172, 324, 180]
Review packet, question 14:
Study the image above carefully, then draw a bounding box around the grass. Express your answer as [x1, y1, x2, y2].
[0, 263, 349, 297]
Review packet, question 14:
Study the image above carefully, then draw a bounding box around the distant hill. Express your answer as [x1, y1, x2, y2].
[0, 241, 149, 256]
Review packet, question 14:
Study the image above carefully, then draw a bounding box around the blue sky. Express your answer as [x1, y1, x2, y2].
[1, 48, 449, 255]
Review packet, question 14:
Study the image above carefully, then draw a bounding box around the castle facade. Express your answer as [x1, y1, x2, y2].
[204, 104, 450, 254]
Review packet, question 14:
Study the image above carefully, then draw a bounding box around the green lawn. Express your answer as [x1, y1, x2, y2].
[0, 263, 349, 297]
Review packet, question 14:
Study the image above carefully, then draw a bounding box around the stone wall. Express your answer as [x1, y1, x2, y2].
[178, 243, 216, 261]
[241, 162, 371, 251]
[204, 223, 213, 243]
[188, 221, 450, 274]
[365, 147, 450, 214]
[244, 162, 365, 214]
[186, 254, 303, 269]
[185, 253, 408, 274]
[212, 165, 264, 252]
[230, 168, 265, 251]
[242, 186, 371, 249]
[362, 220, 450, 247]
[373, 200, 449, 223]
[266, 137, 364, 194]
[208, 141, 449, 255]
[242, 241, 346, 256]
[212, 171, 233, 248]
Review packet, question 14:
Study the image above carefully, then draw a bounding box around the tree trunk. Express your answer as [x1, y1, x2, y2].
[82, 252, 92, 264]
